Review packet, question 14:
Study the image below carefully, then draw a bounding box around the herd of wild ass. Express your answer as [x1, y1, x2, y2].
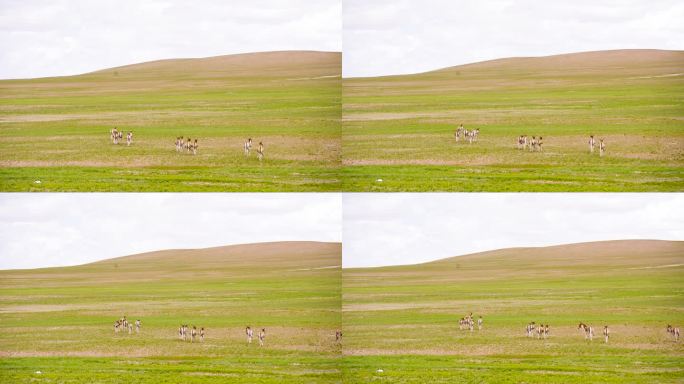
[178, 324, 205, 343]
[454, 124, 607, 156]
[175, 136, 199, 155]
[112, 314, 678, 345]
[113, 315, 343, 346]
[526, 321, 551, 339]
[457, 313, 679, 344]
[242, 138, 265, 161]
[111, 124, 613, 160]
[110, 127, 133, 147]
[113, 316, 141, 334]
[108, 128, 265, 160]
[454, 124, 480, 144]
[517, 135, 544, 152]
[458, 313, 484, 331]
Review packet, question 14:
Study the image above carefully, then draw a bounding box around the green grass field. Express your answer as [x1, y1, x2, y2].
[2, 240, 682, 382]
[0, 242, 342, 383]
[342, 49, 684, 191]
[0, 51, 341, 191]
[341, 240, 684, 383]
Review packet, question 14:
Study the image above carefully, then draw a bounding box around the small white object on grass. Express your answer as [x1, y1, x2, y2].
[376, 178, 383, 182]
[34, 180, 41, 184]
[376, 369, 384, 373]
[35, 371, 42, 374]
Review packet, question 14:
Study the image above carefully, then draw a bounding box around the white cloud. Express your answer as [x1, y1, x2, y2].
[0, 0, 342, 79]
[342, 193, 684, 267]
[0, 193, 342, 269]
[343, 0, 684, 77]
[2, 193, 681, 269]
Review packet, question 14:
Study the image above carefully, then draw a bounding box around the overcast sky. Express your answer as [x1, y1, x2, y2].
[0, 193, 341, 270]
[0, 0, 341, 79]
[343, 193, 684, 268]
[4, 1, 681, 79]
[343, 0, 684, 77]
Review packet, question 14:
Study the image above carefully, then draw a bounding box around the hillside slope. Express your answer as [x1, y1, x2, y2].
[426, 239, 684, 268]
[351, 49, 684, 80]
[1, 241, 341, 286]
[89, 50, 340, 79]
[347, 240, 684, 280]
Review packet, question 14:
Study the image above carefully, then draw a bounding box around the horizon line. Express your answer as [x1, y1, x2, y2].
[342, 47, 684, 79]
[0, 49, 342, 81]
[0, 240, 342, 272]
[4, 47, 681, 81]
[3, 238, 680, 272]
[342, 238, 682, 269]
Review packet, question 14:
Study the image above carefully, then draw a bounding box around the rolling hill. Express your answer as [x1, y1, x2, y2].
[91, 50, 340, 79]
[400, 239, 684, 273]
[429, 49, 684, 77]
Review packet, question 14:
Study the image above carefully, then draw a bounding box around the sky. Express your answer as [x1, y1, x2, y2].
[2, 193, 681, 269]
[0, 0, 342, 79]
[0, 193, 342, 269]
[343, 0, 684, 77]
[4, 1, 681, 79]
[343, 193, 684, 268]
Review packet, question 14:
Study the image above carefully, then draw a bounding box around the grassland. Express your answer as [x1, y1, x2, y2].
[342, 49, 684, 191]
[0, 51, 341, 191]
[342, 240, 684, 383]
[0, 241, 342, 383]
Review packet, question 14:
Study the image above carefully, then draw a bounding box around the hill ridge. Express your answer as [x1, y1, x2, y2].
[0, 241, 341, 273]
[352, 239, 683, 269]
[87, 50, 341, 78]
[90, 49, 340, 72]
[91, 240, 341, 264]
[348, 49, 684, 79]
